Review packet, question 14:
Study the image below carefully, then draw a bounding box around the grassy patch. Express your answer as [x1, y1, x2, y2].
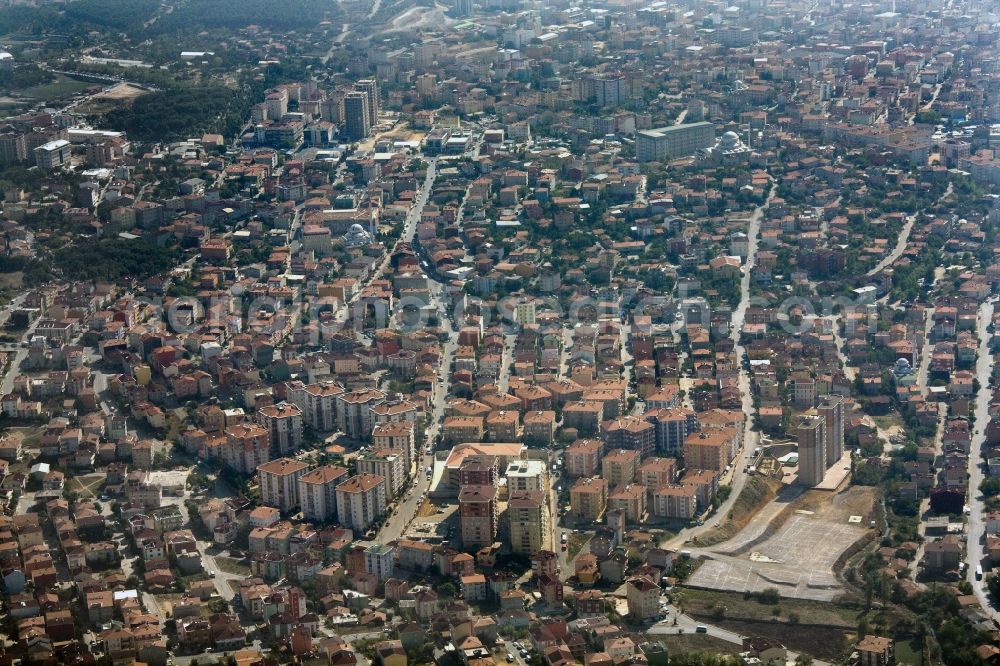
[675, 587, 857, 627]
[567, 532, 591, 560]
[214, 556, 250, 576]
[18, 74, 92, 101]
[894, 638, 924, 665]
[675, 588, 860, 662]
[655, 633, 740, 656]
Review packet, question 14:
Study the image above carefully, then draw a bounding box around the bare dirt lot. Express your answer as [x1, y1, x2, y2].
[75, 83, 149, 115]
[685, 486, 876, 601]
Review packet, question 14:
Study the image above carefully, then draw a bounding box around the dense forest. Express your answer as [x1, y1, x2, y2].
[145, 0, 340, 34]
[0, 0, 340, 37]
[0, 239, 179, 286]
[101, 85, 254, 142]
[51, 238, 180, 282]
[0, 65, 53, 93]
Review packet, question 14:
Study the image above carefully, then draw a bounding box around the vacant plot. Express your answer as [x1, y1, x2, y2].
[214, 556, 250, 576]
[76, 82, 149, 115]
[66, 473, 107, 498]
[19, 74, 93, 102]
[567, 532, 591, 559]
[686, 486, 876, 601]
[655, 633, 740, 656]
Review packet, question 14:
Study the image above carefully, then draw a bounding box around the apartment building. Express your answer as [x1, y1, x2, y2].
[286, 380, 343, 433]
[603, 416, 656, 458]
[508, 490, 549, 556]
[442, 416, 485, 446]
[637, 457, 678, 490]
[298, 465, 349, 522]
[343, 91, 370, 140]
[459, 485, 499, 551]
[652, 485, 698, 519]
[364, 542, 394, 581]
[522, 410, 556, 446]
[646, 407, 697, 455]
[682, 429, 737, 473]
[817, 394, 845, 466]
[486, 410, 519, 441]
[505, 459, 546, 494]
[797, 415, 827, 487]
[223, 423, 271, 475]
[336, 389, 386, 440]
[257, 402, 303, 456]
[607, 483, 646, 523]
[258, 458, 308, 513]
[626, 576, 660, 619]
[602, 448, 641, 488]
[570, 476, 608, 522]
[372, 421, 416, 469]
[356, 450, 406, 499]
[335, 474, 387, 532]
[565, 438, 604, 478]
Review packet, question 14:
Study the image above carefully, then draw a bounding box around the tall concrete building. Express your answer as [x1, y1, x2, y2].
[354, 79, 380, 127]
[458, 484, 498, 551]
[335, 474, 387, 532]
[796, 415, 827, 487]
[636, 122, 716, 162]
[258, 458, 308, 513]
[817, 395, 845, 467]
[508, 490, 549, 555]
[343, 92, 371, 141]
[298, 464, 349, 522]
[257, 402, 303, 456]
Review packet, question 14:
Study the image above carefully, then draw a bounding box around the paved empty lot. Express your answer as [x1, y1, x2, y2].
[688, 513, 867, 601]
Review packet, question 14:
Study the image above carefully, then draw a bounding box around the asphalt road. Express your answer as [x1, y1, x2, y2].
[966, 297, 999, 620]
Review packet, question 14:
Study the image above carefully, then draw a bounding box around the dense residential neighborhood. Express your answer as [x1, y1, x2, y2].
[0, 0, 996, 664]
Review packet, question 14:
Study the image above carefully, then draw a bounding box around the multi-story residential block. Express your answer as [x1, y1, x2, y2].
[356, 450, 406, 499]
[257, 402, 303, 456]
[336, 389, 385, 440]
[565, 438, 604, 478]
[682, 428, 738, 473]
[652, 485, 698, 519]
[343, 92, 370, 140]
[223, 423, 270, 475]
[363, 542, 394, 581]
[602, 448, 641, 488]
[258, 458, 308, 513]
[286, 380, 343, 433]
[522, 410, 556, 446]
[298, 465, 349, 522]
[335, 474, 387, 532]
[442, 416, 485, 445]
[505, 459, 546, 494]
[817, 394, 845, 466]
[508, 490, 549, 556]
[459, 484, 498, 551]
[646, 407, 697, 455]
[637, 457, 678, 490]
[603, 416, 656, 458]
[797, 415, 827, 487]
[372, 421, 416, 469]
[625, 576, 660, 619]
[608, 483, 646, 523]
[570, 476, 607, 522]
